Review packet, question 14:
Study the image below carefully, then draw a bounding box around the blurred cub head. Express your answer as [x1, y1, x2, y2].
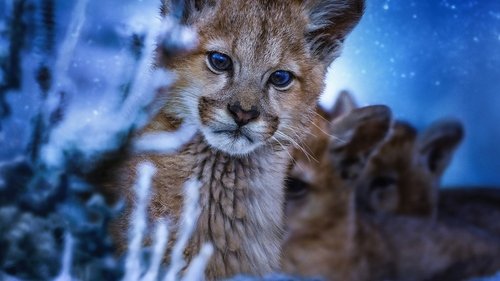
[157, 0, 364, 156]
[357, 119, 464, 217]
[285, 97, 391, 229]
[283, 101, 392, 279]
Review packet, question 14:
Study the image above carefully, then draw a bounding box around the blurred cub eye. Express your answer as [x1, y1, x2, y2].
[370, 176, 397, 190]
[207, 52, 233, 73]
[269, 70, 294, 89]
[285, 177, 309, 200]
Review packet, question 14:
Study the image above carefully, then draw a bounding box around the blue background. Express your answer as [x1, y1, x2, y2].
[1, 0, 499, 186]
[323, 0, 500, 186]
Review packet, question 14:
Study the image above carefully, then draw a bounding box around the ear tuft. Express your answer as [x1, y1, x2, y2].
[303, 0, 365, 65]
[418, 118, 464, 175]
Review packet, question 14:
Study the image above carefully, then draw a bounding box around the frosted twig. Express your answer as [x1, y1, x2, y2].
[53, 0, 88, 83]
[123, 162, 156, 281]
[120, 171, 211, 281]
[39, 6, 198, 171]
[44, 0, 89, 119]
[119, 21, 164, 119]
[120, 68, 174, 129]
[132, 123, 197, 154]
[180, 243, 214, 281]
[163, 179, 202, 281]
[53, 233, 74, 281]
[158, 17, 198, 56]
[141, 220, 170, 281]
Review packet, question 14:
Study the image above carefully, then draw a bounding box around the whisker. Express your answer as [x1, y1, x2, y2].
[310, 122, 346, 144]
[312, 110, 332, 124]
[275, 131, 318, 164]
[287, 129, 316, 157]
[279, 123, 317, 153]
[271, 136, 296, 165]
[278, 122, 319, 156]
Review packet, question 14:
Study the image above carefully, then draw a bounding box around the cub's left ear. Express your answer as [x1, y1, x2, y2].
[303, 0, 365, 65]
[417, 119, 464, 177]
[160, 0, 216, 23]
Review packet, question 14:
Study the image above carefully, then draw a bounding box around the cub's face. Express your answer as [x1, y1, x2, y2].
[284, 105, 392, 228]
[158, 0, 364, 156]
[357, 120, 463, 217]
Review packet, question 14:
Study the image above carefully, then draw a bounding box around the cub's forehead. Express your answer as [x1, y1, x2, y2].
[208, 0, 306, 31]
[197, 0, 309, 67]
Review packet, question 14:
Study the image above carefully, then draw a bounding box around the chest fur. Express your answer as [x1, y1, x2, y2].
[149, 136, 288, 279]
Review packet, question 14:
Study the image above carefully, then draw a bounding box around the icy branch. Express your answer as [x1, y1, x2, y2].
[133, 123, 198, 154]
[181, 244, 214, 281]
[53, 0, 88, 83]
[53, 233, 74, 281]
[141, 220, 170, 281]
[164, 179, 204, 281]
[40, 12, 198, 172]
[45, 0, 89, 120]
[118, 166, 211, 281]
[0, 0, 206, 279]
[123, 162, 156, 281]
[158, 18, 198, 56]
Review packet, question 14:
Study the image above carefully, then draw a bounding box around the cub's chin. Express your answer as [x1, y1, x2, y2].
[200, 126, 264, 156]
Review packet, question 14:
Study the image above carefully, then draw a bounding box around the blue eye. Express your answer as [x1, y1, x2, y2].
[269, 70, 294, 88]
[207, 52, 232, 72]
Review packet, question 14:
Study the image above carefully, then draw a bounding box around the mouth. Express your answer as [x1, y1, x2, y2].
[212, 129, 255, 144]
[200, 125, 262, 156]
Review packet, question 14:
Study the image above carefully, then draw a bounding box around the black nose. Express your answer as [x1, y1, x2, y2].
[227, 102, 260, 126]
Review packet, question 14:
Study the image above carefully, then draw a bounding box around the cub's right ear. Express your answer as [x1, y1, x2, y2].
[328, 105, 392, 181]
[161, 0, 216, 22]
[303, 0, 365, 66]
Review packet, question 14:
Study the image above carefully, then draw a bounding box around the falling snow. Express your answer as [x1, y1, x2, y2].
[322, 0, 500, 186]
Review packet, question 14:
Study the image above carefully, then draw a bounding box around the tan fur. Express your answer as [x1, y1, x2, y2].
[100, 1, 365, 279]
[282, 102, 500, 281]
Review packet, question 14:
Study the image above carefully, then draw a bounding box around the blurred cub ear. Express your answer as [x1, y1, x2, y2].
[302, 0, 365, 65]
[161, 0, 216, 22]
[328, 105, 392, 180]
[317, 90, 358, 122]
[330, 105, 392, 153]
[331, 90, 358, 120]
[417, 118, 464, 177]
[376, 121, 418, 157]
